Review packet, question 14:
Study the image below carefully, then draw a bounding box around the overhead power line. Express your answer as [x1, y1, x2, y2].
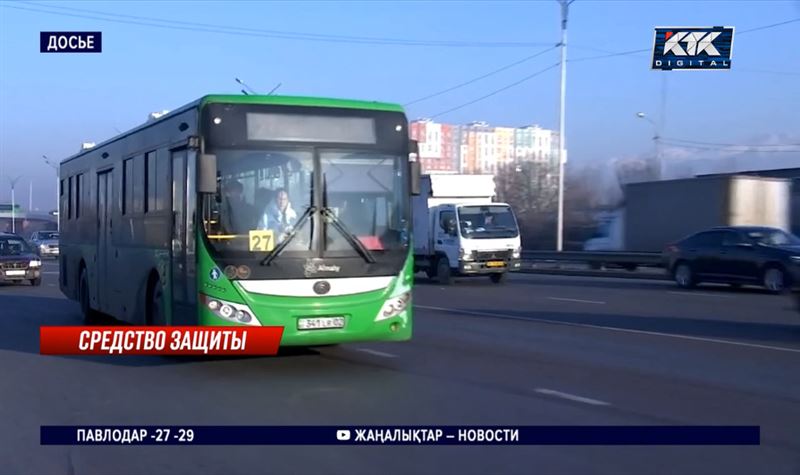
[8, 1, 553, 48]
[430, 63, 560, 119]
[738, 17, 800, 34]
[404, 46, 558, 106]
[569, 48, 649, 63]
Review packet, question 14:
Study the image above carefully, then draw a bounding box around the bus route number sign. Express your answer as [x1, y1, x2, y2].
[249, 230, 275, 252]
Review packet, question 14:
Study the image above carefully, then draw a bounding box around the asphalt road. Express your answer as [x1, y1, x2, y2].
[1, 262, 799, 475]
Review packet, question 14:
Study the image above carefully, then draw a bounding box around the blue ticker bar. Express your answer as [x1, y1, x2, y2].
[41, 425, 760, 446]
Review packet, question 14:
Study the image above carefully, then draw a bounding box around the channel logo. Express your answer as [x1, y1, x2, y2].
[651, 26, 734, 71]
[337, 429, 351, 441]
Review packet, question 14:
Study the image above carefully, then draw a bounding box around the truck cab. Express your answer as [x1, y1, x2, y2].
[583, 209, 624, 251]
[413, 174, 522, 284]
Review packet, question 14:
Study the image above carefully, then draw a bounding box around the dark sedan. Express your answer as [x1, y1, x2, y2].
[662, 226, 800, 293]
[0, 233, 43, 286]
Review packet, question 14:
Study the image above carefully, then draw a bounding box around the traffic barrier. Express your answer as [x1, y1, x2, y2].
[519, 251, 669, 280]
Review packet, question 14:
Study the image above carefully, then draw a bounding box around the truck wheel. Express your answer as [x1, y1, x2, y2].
[436, 257, 452, 285]
[489, 273, 506, 284]
[673, 262, 695, 289]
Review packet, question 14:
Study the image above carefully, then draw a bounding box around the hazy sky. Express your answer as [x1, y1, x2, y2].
[1, 0, 799, 210]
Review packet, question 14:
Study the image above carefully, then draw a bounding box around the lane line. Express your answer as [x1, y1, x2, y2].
[415, 305, 800, 354]
[547, 297, 606, 305]
[668, 291, 733, 299]
[534, 388, 611, 406]
[355, 348, 398, 358]
[42, 272, 59, 275]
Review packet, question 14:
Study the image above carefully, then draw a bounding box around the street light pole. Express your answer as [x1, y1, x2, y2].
[43, 155, 60, 231]
[8, 175, 22, 234]
[636, 112, 661, 179]
[556, 0, 573, 252]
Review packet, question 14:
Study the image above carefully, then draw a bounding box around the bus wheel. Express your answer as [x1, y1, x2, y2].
[79, 268, 100, 324]
[146, 277, 166, 326]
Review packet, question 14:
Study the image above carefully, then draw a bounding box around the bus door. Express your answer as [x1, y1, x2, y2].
[96, 170, 114, 313]
[170, 148, 190, 323]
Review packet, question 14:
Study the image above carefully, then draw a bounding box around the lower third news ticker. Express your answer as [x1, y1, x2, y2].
[40, 426, 760, 446]
[37, 326, 760, 447]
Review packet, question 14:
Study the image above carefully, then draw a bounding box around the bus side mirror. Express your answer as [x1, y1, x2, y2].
[409, 140, 421, 196]
[198, 154, 217, 194]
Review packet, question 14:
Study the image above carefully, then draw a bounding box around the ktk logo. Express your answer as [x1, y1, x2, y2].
[663, 31, 721, 56]
[651, 26, 734, 71]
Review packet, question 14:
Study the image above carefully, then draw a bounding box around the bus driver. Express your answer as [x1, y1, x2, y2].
[257, 188, 298, 242]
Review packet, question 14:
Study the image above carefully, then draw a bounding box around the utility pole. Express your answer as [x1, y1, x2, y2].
[556, 0, 573, 252]
[29, 181, 32, 211]
[8, 175, 22, 233]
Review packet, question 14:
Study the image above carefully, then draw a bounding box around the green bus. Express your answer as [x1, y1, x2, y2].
[59, 95, 421, 346]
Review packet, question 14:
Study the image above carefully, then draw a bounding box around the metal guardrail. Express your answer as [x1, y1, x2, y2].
[521, 250, 664, 267]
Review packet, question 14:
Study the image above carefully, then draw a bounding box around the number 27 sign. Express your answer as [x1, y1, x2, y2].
[249, 230, 275, 252]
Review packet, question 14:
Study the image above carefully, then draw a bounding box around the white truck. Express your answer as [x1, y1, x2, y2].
[412, 174, 522, 284]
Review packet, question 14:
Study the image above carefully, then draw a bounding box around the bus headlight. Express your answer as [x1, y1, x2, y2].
[29, 259, 42, 268]
[201, 294, 260, 326]
[375, 291, 411, 321]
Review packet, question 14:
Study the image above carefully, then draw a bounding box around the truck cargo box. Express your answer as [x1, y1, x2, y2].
[623, 175, 790, 252]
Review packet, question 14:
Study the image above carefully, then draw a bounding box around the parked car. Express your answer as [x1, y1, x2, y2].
[662, 226, 800, 293]
[30, 230, 59, 258]
[0, 232, 43, 286]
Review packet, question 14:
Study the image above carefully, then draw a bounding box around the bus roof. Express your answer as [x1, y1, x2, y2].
[60, 94, 406, 165]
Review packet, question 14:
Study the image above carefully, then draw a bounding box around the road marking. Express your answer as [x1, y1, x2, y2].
[42, 271, 59, 275]
[355, 348, 398, 358]
[47, 283, 56, 287]
[668, 291, 733, 299]
[416, 305, 800, 354]
[547, 297, 606, 305]
[534, 388, 610, 406]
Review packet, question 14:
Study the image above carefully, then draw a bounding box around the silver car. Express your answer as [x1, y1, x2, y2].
[30, 231, 59, 258]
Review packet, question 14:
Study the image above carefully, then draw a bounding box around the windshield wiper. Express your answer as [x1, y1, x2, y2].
[321, 207, 376, 264]
[260, 206, 316, 266]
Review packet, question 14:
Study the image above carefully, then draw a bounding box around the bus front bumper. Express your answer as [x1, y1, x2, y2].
[198, 292, 413, 347]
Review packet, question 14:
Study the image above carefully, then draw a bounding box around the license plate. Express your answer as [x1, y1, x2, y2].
[297, 316, 345, 330]
[486, 261, 506, 268]
[5, 270, 26, 276]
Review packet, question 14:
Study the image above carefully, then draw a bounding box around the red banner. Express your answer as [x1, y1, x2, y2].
[40, 326, 284, 356]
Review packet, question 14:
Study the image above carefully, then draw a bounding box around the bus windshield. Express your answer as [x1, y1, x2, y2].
[202, 148, 409, 260]
[458, 205, 519, 239]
